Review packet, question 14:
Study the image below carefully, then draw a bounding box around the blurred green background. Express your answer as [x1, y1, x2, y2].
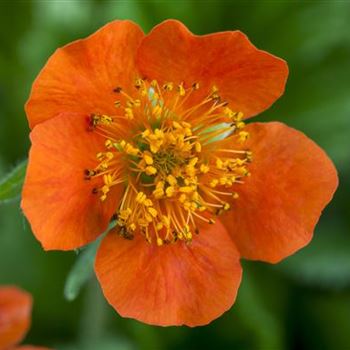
[0, 1, 349, 349]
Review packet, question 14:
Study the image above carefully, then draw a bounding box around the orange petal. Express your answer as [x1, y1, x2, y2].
[220, 122, 338, 263]
[21, 113, 121, 251]
[95, 220, 242, 326]
[137, 20, 288, 118]
[0, 286, 32, 349]
[26, 20, 144, 129]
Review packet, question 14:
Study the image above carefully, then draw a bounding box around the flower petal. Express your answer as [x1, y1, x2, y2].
[95, 220, 242, 326]
[137, 20, 288, 118]
[26, 20, 144, 129]
[21, 113, 121, 251]
[0, 286, 32, 349]
[220, 122, 338, 263]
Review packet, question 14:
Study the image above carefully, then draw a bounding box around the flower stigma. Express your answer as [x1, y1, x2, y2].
[85, 79, 252, 245]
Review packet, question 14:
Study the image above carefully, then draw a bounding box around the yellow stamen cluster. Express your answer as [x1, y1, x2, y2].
[85, 78, 252, 245]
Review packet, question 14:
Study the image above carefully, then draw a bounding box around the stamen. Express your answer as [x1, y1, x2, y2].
[85, 78, 251, 245]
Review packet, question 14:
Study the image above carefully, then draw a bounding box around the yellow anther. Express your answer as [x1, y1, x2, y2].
[189, 157, 198, 167]
[156, 180, 165, 189]
[145, 166, 157, 175]
[163, 82, 174, 91]
[124, 143, 139, 156]
[156, 222, 163, 231]
[179, 186, 194, 193]
[125, 107, 134, 120]
[103, 174, 113, 185]
[127, 99, 141, 108]
[236, 121, 245, 129]
[152, 129, 164, 139]
[152, 104, 162, 117]
[223, 203, 230, 210]
[178, 83, 186, 96]
[136, 192, 147, 204]
[153, 180, 165, 198]
[179, 194, 187, 203]
[183, 201, 192, 210]
[186, 166, 196, 177]
[200, 164, 210, 173]
[166, 175, 177, 186]
[150, 143, 162, 154]
[210, 85, 220, 100]
[224, 107, 235, 118]
[100, 115, 112, 124]
[134, 78, 144, 89]
[134, 99, 141, 107]
[145, 213, 153, 223]
[101, 185, 110, 195]
[219, 177, 228, 185]
[98, 162, 108, 171]
[119, 140, 126, 148]
[147, 207, 158, 218]
[144, 199, 153, 207]
[216, 158, 224, 170]
[142, 129, 150, 138]
[129, 223, 136, 231]
[119, 208, 132, 221]
[166, 186, 176, 197]
[173, 121, 182, 129]
[191, 191, 199, 201]
[194, 142, 202, 153]
[210, 179, 219, 188]
[105, 139, 113, 149]
[192, 82, 200, 90]
[162, 215, 170, 228]
[235, 111, 244, 121]
[105, 152, 114, 160]
[237, 166, 249, 176]
[143, 152, 154, 165]
[238, 131, 249, 143]
[153, 187, 164, 199]
[184, 177, 197, 186]
[157, 237, 164, 246]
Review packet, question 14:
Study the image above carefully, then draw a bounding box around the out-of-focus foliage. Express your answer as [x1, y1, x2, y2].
[0, 1, 349, 349]
[0, 159, 27, 203]
[64, 237, 102, 302]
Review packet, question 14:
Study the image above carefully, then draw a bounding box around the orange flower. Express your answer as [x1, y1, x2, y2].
[0, 286, 50, 350]
[22, 20, 338, 326]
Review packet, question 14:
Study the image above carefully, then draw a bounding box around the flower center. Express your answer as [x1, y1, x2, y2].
[85, 79, 252, 245]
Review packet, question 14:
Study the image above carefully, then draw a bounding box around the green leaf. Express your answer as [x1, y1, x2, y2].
[64, 237, 102, 301]
[0, 159, 27, 204]
[64, 222, 116, 301]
